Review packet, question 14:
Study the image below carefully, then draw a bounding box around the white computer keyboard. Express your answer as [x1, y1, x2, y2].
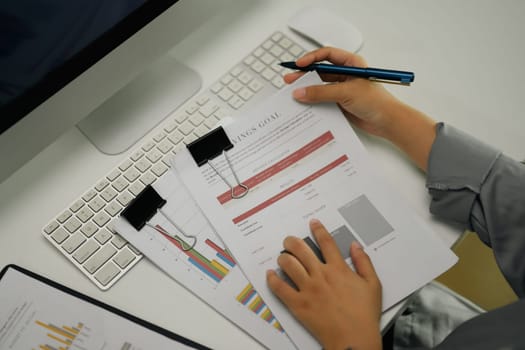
[42, 31, 308, 290]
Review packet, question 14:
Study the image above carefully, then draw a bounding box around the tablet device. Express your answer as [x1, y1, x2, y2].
[0, 264, 211, 350]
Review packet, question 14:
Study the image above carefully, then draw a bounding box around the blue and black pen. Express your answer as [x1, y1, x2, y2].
[280, 61, 414, 85]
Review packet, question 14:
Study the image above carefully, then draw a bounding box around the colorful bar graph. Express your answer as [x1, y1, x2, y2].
[235, 283, 284, 333]
[205, 239, 236, 267]
[249, 296, 265, 314]
[236, 283, 257, 305]
[34, 321, 84, 350]
[155, 225, 231, 283]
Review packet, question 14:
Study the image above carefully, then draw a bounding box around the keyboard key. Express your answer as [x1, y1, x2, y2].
[51, 227, 69, 244]
[139, 172, 157, 186]
[112, 176, 129, 192]
[135, 158, 152, 173]
[105, 201, 122, 217]
[168, 132, 184, 145]
[163, 120, 178, 133]
[248, 79, 264, 92]
[129, 181, 145, 196]
[243, 55, 256, 66]
[80, 222, 98, 237]
[210, 82, 223, 94]
[228, 96, 244, 110]
[124, 168, 141, 182]
[57, 210, 72, 224]
[196, 95, 210, 105]
[289, 44, 304, 57]
[185, 103, 199, 115]
[94, 228, 113, 245]
[111, 234, 128, 249]
[157, 140, 173, 154]
[204, 119, 218, 129]
[146, 149, 163, 163]
[280, 52, 294, 62]
[73, 240, 100, 264]
[106, 169, 121, 182]
[262, 68, 276, 81]
[238, 71, 254, 84]
[88, 196, 105, 212]
[100, 187, 118, 202]
[272, 76, 285, 89]
[214, 109, 229, 120]
[185, 134, 198, 144]
[218, 88, 234, 101]
[116, 192, 134, 207]
[69, 199, 85, 213]
[260, 53, 274, 65]
[153, 132, 166, 143]
[238, 87, 254, 101]
[250, 60, 265, 73]
[151, 163, 168, 177]
[195, 124, 210, 138]
[44, 221, 59, 234]
[95, 179, 110, 192]
[62, 233, 86, 254]
[178, 122, 194, 136]
[119, 159, 133, 172]
[76, 206, 94, 223]
[279, 37, 292, 49]
[271, 32, 283, 42]
[94, 261, 120, 286]
[113, 248, 136, 269]
[174, 112, 189, 124]
[230, 66, 243, 77]
[189, 114, 204, 127]
[141, 141, 156, 152]
[93, 211, 111, 227]
[220, 74, 233, 85]
[84, 244, 117, 274]
[130, 150, 144, 161]
[262, 40, 273, 50]
[227, 79, 243, 93]
[64, 217, 81, 233]
[253, 47, 264, 57]
[270, 44, 284, 57]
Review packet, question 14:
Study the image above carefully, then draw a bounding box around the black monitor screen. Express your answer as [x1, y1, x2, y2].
[0, 0, 179, 134]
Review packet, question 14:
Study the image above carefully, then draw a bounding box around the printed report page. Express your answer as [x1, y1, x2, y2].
[173, 72, 457, 350]
[0, 267, 201, 350]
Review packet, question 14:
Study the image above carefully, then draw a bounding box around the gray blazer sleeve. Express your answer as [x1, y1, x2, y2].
[426, 123, 525, 298]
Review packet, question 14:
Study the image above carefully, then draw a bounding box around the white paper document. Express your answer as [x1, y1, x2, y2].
[114, 171, 296, 349]
[0, 267, 197, 350]
[172, 72, 458, 350]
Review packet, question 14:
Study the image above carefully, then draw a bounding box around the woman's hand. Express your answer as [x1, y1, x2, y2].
[267, 219, 382, 350]
[284, 47, 400, 139]
[285, 47, 437, 171]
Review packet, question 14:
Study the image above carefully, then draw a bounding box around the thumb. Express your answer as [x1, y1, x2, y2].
[293, 82, 353, 104]
[350, 241, 379, 283]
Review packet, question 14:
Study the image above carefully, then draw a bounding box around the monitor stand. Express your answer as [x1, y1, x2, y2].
[77, 56, 201, 155]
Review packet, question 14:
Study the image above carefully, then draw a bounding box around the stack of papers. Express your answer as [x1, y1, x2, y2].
[115, 72, 457, 350]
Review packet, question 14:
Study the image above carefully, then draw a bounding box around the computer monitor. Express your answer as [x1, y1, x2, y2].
[0, 0, 224, 183]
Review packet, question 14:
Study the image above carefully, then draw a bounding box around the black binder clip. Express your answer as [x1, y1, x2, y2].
[121, 185, 197, 251]
[187, 126, 249, 199]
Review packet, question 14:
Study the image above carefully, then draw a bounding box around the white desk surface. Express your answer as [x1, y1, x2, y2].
[1, 0, 524, 349]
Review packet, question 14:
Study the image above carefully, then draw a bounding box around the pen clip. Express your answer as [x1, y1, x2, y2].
[369, 77, 411, 86]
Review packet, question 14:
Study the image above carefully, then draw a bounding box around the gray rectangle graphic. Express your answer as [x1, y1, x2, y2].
[331, 225, 358, 259]
[338, 195, 393, 246]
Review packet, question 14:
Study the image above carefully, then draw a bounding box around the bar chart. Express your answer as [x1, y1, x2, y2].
[33, 320, 88, 350]
[153, 225, 235, 283]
